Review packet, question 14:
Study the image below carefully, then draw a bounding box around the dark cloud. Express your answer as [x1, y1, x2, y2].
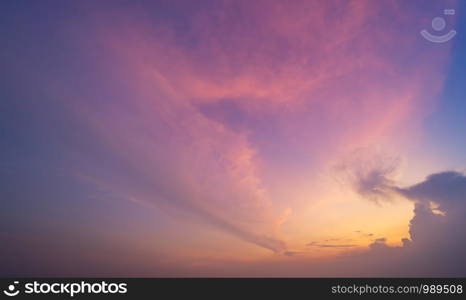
[283, 251, 302, 257]
[306, 241, 356, 248]
[354, 230, 374, 237]
[336, 148, 401, 203]
[317, 244, 357, 248]
[400, 171, 466, 209]
[344, 154, 466, 276]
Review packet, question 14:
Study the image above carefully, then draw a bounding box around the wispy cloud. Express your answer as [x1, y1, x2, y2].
[306, 241, 357, 248]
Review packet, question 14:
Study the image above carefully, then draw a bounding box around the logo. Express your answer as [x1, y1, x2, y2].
[421, 9, 457, 43]
[3, 282, 20, 297]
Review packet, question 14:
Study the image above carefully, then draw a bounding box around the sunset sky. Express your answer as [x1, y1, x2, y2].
[1, 0, 466, 277]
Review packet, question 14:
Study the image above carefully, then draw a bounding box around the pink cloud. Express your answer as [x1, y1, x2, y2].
[62, 0, 456, 255]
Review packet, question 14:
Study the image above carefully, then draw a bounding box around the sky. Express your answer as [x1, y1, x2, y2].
[1, 0, 466, 277]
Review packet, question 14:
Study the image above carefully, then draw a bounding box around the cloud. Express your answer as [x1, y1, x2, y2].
[343, 152, 466, 275]
[80, 0, 451, 256]
[306, 241, 356, 248]
[283, 251, 301, 257]
[179, 167, 466, 275]
[336, 148, 401, 203]
[354, 230, 374, 237]
[67, 0, 402, 255]
[54, 0, 454, 258]
[317, 244, 357, 249]
[401, 171, 466, 208]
